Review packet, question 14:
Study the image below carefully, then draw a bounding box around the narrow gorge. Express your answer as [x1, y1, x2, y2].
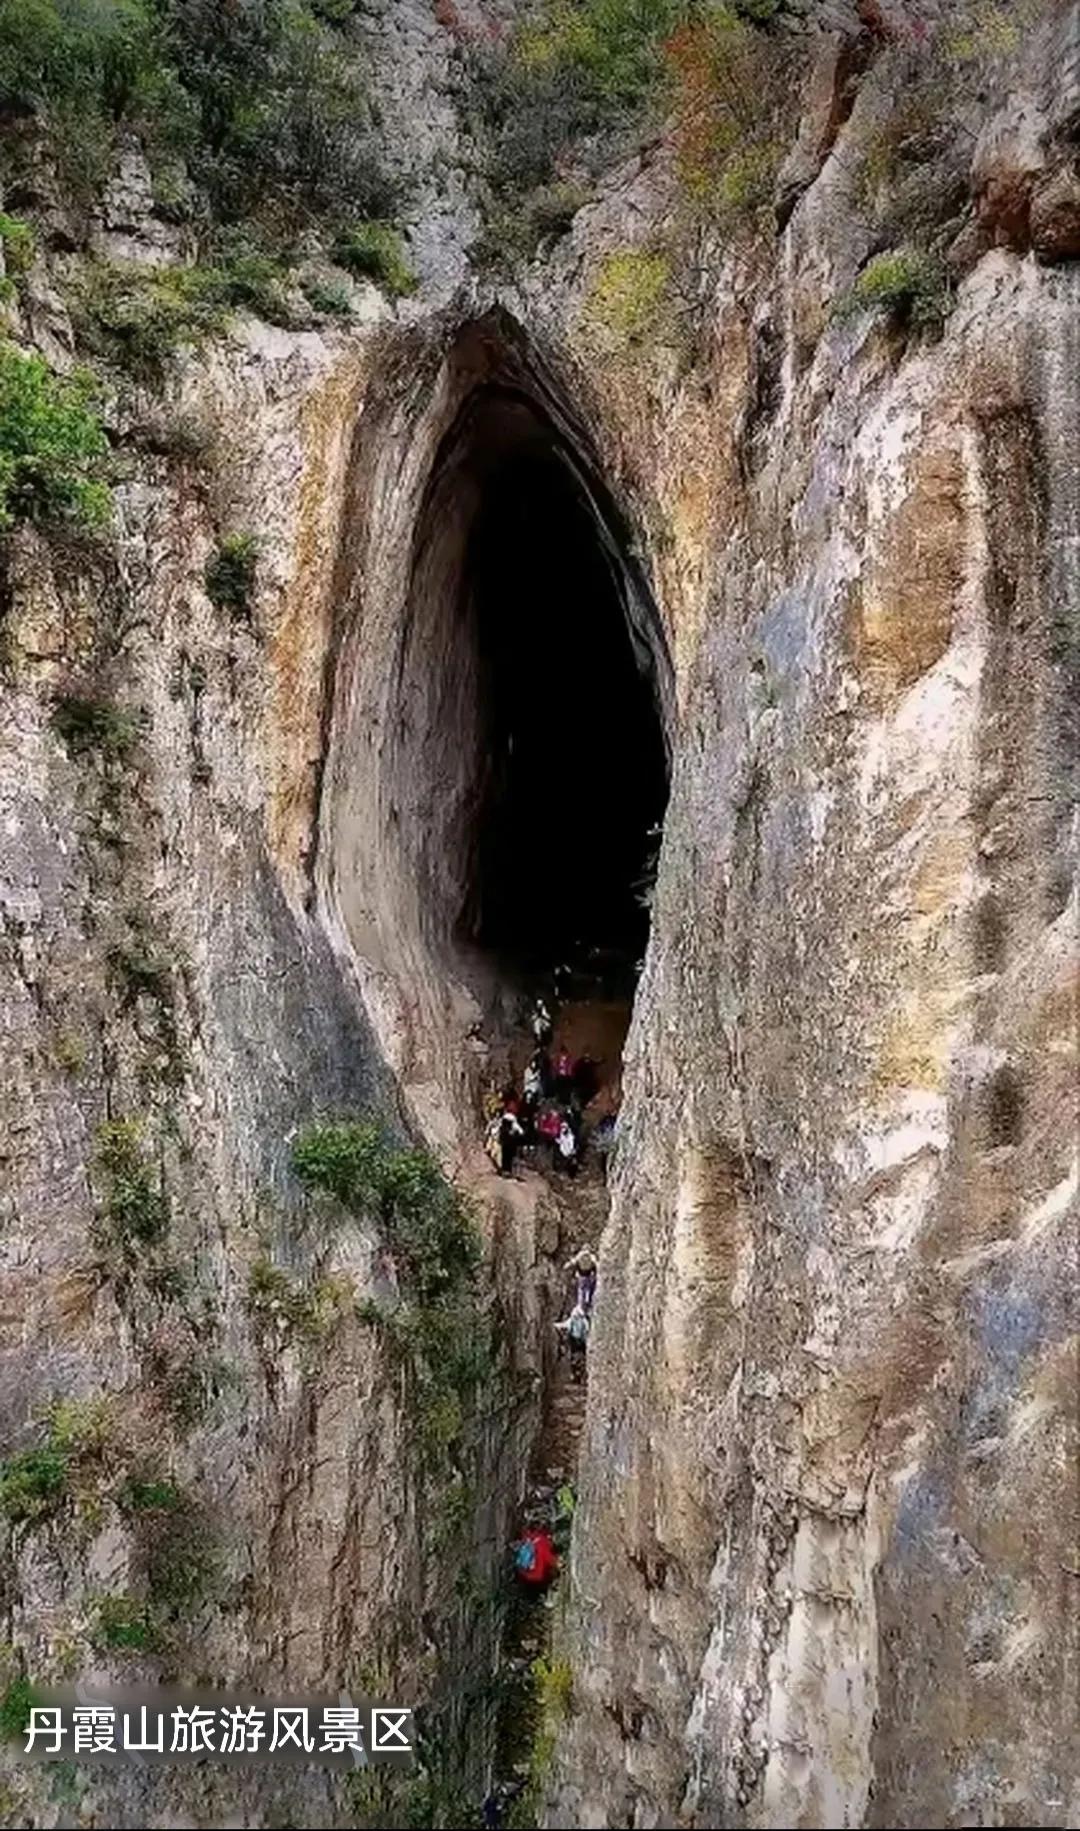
[0, 2, 1077, 1828]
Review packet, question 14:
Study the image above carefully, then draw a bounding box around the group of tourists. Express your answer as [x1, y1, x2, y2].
[483, 996, 617, 1183]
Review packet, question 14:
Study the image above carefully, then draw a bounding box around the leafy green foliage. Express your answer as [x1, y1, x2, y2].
[292, 1121, 480, 1301]
[300, 273, 354, 318]
[120, 1475, 183, 1513]
[514, 0, 685, 113]
[0, 1676, 38, 1742]
[468, 0, 679, 206]
[473, 179, 590, 269]
[507, 1655, 575, 1827]
[95, 1118, 169, 1245]
[69, 248, 307, 375]
[839, 248, 950, 331]
[0, 1398, 114, 1524]
[586, 246, 670, 346]
[0, 214, 35, 276]
[468, 0, 794, 265]
[52, 694, 143, 758]
[0, 342, 111, 530]
[246, 1257, 350, 1343]
[0, 1446, 68, 1522]
[0, 1, 397, 230]
[205, 531, 257, 616]
[70, 261, 227, 377]
[156, 0, 397, 228]
[0, 0, 172, 200]
[92, 1594, 160, 1653]
[292, 1119, 495, 1468]
[95, 1473, 214, 1652]
[664, 5, 792, 229]
[332, 222, 416, 298]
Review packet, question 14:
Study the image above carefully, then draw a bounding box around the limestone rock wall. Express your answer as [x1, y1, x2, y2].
[539, 10, 1080, 1827]
[0, 2, 1077, 1827]
[0, 307, 548, 1825]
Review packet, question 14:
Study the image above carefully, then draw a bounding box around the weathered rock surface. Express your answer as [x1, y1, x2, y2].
[1, 3, 1077, 1828]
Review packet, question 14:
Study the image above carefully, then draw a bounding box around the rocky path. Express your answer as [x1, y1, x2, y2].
[487, 1161, 608, 1824]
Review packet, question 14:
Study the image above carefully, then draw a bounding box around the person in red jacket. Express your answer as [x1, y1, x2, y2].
[513, 1525, 559, 1588]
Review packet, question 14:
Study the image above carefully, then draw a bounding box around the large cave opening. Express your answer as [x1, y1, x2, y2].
[463, 428, 669, 995]
[321, 322, 672, 1123]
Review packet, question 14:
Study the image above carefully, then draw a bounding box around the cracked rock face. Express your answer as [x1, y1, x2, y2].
[0, 4, 1077, 1829]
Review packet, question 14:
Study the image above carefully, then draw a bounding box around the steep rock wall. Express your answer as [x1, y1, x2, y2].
[539, 11, 1080, 1828]
[0, 2, 1077, 1828]
[0, 309, 552, 1826]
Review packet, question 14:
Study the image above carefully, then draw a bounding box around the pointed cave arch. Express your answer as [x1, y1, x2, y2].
[319, 314, 672, 1093]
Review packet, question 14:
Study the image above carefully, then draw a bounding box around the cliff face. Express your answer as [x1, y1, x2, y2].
[538, 15, 1080, 1826]
[1, 1, 1077, 1827]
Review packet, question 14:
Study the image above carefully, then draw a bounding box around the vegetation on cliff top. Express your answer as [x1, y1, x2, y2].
[468, 0, 797, 263]
[0, 0, 414, 328]
[0, 0, 396, 226]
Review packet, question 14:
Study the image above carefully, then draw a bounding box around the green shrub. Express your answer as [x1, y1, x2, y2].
[586, 247, 670, 346]
[52, 694, 143, 758]
[156, 0, 397, 228]
[292, 1121, 480, 1299]
[291, 1118, 387, 1207]
[301, 275, 354, 318]
[0, 1, 397, 226]
[68, 261, 228, 378]
[47, 1397, 112, 1457]
[515, 0, 683, 110]
[292, 1118, 495, 1469]
[92, 1595, 160, 1654]
[0, 342, 111, 530]
[0, 1676, 38, 1742]
[0, 1446, 69, 1522]
[839, 248, 950, 330]
[0, 1397, 116, 1523]
[469, 0, 687, 204]
[0, 0, 173, 203]
[246, 1258, 348, 1343]
[95, 1118, 169, 1245]
[332, 223, 416, 298]
[508, 1655, 575, 1827]
[473, 179, 590, 268]
[203, 243, 295, 325]
[205, 532, 257, 616]
[0, 214, 35, 277]
[120, 1475, 183, 1513]
[54, 1029, 89, 1074]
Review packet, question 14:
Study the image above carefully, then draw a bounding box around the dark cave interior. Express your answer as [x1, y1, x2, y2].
[458, 410, 669, 996]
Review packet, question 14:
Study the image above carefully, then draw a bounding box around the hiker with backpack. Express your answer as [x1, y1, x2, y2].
[555, 1304, 590, 1383]
[512, 1521, 559, 1589]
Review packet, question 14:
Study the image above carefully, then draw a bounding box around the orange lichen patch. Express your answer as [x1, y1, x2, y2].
[266, 353, 368, 894]
[855, 436, 968, 706]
